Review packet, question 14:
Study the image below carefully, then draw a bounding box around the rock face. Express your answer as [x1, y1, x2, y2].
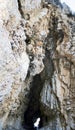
[0, 0, 75, 130]
[45, 0, 61, 6]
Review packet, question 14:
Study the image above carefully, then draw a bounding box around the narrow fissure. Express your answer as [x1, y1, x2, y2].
[21, 13, 62, 130]
[17, 0, 24, 18]
[22, 74, 44, 130]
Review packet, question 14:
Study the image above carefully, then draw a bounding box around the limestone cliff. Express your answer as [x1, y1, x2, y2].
[0, 0, 75, 130]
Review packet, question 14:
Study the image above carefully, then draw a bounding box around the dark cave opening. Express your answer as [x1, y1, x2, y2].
[22, 74, 45, 130]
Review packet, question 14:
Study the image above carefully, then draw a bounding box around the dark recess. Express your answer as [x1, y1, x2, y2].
[22, 74, 44, 130]
[22, 74, 51, 130]
[17, 0, 24, 18]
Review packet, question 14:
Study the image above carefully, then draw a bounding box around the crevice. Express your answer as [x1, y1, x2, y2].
[22, 74, 43, 129]
[21, 10, 66, 130]
[17, 0, 24, 18]
[22, 74, 52, 130]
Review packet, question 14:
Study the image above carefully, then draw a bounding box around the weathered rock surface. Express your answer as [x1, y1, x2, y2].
[0, 0, 75, 130]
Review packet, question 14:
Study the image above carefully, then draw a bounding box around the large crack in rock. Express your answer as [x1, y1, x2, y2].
[23, 74, 43, 130]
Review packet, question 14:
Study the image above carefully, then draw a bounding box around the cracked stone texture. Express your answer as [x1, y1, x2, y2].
[0, 0, 75, 130]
